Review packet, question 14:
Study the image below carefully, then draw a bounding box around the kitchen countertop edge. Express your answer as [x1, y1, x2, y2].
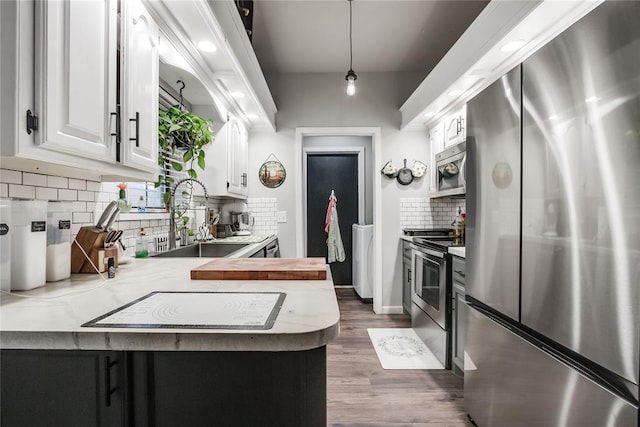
[449, 246, 466, 258]
[0, 255, 340, 353]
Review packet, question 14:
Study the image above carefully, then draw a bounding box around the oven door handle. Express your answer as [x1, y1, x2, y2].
[410, 244, 445, 259]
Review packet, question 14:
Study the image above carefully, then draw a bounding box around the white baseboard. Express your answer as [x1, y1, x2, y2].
[376, 306, 405, 315]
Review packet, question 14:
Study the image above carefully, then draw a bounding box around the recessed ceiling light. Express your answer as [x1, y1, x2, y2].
[585, 96, 599, 103]
[197, 41, 217, 53]
[424, 112, 436, 118]
[448, 89, 464, 97]
[501, 40, 526, 52]
[231, 91, 245, 99]
[247, 114, 259, 119]
[548, 115, 559, 121]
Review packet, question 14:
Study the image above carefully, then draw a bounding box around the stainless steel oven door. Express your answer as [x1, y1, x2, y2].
[411, 244, 447, 329]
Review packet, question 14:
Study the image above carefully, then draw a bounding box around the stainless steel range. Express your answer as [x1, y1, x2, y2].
[409, 228, 463, 369]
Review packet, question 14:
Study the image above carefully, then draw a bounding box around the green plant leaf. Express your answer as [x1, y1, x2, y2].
[183, 149, 194, 162]
[163, 192, 171, 205]
[197, 151, 205, 170]
[170, 161, 183, 171]
[187, 168, 198, 179]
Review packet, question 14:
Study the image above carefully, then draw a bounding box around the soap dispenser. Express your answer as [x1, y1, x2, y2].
[135, 227, 149, 258]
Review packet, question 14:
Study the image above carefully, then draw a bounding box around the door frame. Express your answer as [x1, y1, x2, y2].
[295, 127, 383, 313]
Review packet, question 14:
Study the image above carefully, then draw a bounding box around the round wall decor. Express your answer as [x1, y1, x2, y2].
[259, 154, 286, 188]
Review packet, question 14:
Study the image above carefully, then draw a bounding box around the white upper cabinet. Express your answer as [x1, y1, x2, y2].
[1, 0, 158, 181]
[0, 0, 36, 158]
[428, 121, 445, 193]
[120, 0, 160, 174]
[34, 0, 117, 160]
[444, 105, 466, 148]
[227, 120, 249, 197]
[200, 117, 248, 199]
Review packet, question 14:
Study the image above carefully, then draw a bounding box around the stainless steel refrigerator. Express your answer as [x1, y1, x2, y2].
[465, 2, 640, 425]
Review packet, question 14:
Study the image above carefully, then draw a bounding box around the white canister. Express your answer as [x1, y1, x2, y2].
[46, 201, 72, 282]
[11, 199, 48, 291]
[0, 198, 11, 292]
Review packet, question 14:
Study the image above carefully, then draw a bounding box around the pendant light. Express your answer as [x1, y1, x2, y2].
[345, 0, 357, 96]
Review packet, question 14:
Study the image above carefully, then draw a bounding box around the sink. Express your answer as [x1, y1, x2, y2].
[152, 242, 249, 258]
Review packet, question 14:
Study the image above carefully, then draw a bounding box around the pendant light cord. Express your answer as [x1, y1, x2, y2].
[349, 0, 353, 70]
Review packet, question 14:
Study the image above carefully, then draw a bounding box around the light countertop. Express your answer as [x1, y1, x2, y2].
[0, 254, 339, 353]
[449, 247, 466, 258]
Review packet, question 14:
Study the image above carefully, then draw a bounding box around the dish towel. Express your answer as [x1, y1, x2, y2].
[325, 193, 345, 263]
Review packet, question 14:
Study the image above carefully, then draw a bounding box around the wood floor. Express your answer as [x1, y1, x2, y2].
[327, 287, 471, 427]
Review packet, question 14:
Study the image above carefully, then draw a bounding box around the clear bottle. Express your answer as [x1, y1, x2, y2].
[135, 227, 149, 258]
[137, 195, 146, 213]
[453, 207, 466, 244]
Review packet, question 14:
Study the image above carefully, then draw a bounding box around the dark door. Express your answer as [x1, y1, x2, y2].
[306, 154, 358, 285]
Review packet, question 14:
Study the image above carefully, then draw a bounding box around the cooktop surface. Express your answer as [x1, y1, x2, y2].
[82, 291, 286, 330]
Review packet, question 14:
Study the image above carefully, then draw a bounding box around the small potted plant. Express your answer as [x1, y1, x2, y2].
[116, 182, 132, 213]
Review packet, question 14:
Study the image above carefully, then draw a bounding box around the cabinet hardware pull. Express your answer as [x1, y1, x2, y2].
[26, 110, 38, 135]
[454, 269, 466, 278]
[104, 356, 118, 407]
[110, 111, 118, 137]
[130, 112, 140, 147]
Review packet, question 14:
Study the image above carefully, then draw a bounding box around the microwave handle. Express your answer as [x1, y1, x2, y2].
[459, 153, 467, 189]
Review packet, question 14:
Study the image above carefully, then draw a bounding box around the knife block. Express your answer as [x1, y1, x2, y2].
[71, 227, 118, 274]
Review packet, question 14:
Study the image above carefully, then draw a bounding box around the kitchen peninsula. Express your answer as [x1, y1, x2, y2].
[0, 257, 340, 426]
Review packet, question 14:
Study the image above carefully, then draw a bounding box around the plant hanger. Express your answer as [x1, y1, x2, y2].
[177, 79, 185, 111]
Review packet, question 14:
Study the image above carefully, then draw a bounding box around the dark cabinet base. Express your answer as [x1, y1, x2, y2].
[2, 346, 327, 427]
[1, 350, 126, 427]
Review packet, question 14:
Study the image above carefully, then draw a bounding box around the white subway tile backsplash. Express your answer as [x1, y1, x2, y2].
[399, 197, 466, 230]
[23, 173, 48, 186]
[86, 181, 101, 192]
[68, 178, 86, 190]
[77, 191, 95, 202]
[47, 175, 68, 188]
[0, 169, 22, 184]
[73, 212, 93, 224]
[1, 168, 283, 253]
[247, 197, 278, 237]
[9, 184, 36, 199]
[71, 201, 87, 212]
[36, 187, 59, 201]
[58, 189, 78, 201]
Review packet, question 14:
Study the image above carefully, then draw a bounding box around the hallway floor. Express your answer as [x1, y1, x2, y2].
[327, 287, 470, 426]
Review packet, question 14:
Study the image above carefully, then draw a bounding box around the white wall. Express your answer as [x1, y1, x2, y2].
[248, 72, 430, 311]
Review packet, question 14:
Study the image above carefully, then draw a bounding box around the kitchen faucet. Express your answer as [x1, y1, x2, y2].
[168, 177, 209, 250]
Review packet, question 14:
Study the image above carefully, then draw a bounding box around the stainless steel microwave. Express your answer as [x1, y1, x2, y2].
[432, 142, 466, 198]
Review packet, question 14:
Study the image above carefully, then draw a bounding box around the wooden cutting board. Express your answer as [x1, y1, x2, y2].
[190, 257, 328, 280]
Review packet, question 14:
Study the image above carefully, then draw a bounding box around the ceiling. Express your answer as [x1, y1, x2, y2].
[251, 0, 489, 79]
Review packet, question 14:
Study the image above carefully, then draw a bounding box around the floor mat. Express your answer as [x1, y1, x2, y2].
[367, 328, 445, 370]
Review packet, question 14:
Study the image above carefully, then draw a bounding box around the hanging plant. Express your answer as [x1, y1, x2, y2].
[155, 104, 214, 236]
